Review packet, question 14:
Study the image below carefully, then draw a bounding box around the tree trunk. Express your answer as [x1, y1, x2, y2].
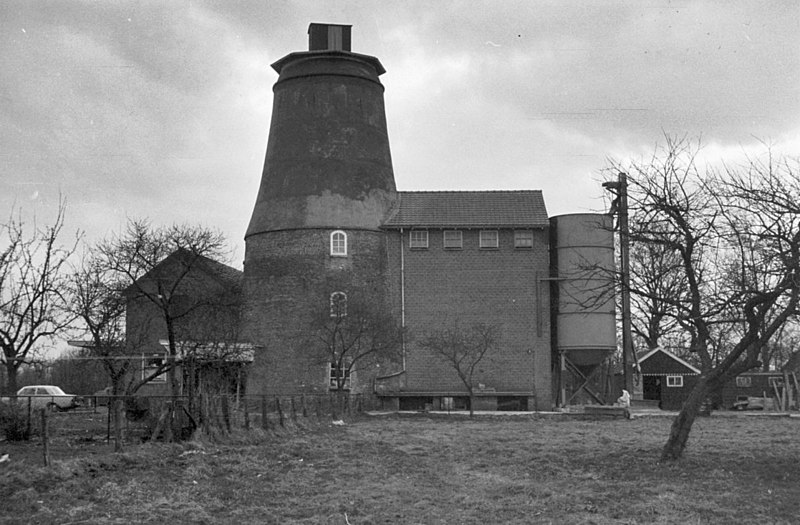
[113, 398, 123, 452]
[5, 361, 18, 396]
[468, 392, 475, 418]
[661, 377, 711, 461]
[164, 314, 181, 403]
[761, 346, 771, 372]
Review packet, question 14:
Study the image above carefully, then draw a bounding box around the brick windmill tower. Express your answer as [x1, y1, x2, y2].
[244, 24, 398, 395]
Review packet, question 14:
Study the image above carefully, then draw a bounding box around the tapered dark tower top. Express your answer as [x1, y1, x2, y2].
[246, 23, 397, 239]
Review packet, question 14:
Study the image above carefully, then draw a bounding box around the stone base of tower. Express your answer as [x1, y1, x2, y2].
[243, 228, 399, 398]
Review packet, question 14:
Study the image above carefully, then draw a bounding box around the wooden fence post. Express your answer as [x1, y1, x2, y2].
[783, 372, 791, 411]
[199, 393, 207, 434]
[106, 399, 112, 442]
[40, 409, 50, 467]
[290, 397, 297, 423]
[163, 402, 174, 443]
[276, 398, 285, 427]
[150, 403, 170, 442]
[329, 393, 337, 420]
[222, 395, 231, 433]
[301, 394, 308, 418]
[26, 397, 32, 439]
[113, 398, 123, 453]
[261, 396, 269, 431]
[244, 398, 250, 430]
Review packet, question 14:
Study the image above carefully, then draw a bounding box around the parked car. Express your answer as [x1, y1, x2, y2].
[0, 385, 84, 412]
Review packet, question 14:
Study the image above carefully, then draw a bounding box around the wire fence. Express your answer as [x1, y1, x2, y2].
[1, 392, 379, 462]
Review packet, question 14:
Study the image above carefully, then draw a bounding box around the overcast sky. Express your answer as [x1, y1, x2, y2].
[2, 1, 798, 267]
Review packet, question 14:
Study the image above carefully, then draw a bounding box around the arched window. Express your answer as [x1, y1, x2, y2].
[330, 291, 347, 318]
[330, 230, 347, 256]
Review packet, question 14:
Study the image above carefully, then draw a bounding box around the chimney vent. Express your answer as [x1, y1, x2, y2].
[308, 23, 352, 51]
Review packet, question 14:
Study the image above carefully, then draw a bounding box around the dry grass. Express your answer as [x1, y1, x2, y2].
[1, 413, 799, 524]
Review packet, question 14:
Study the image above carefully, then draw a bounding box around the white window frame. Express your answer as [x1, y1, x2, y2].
[735, 376, 751, 387]
[143, 353, 167, 383]
[479, 230, 499, 249]
[514, 230, 534, 249]
[409, 230, 429, 249]
[330, 230, 347, 257]
[329, 361, 352, 390]
[666, 375, 683, 388]
[443, 230, 462, 249]
[330, 291, 347, 318]
[768, 377, 783, 388]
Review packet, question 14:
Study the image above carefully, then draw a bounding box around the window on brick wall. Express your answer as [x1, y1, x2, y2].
[330, 291, 347, 318]
[666, 375, 683, 387]
[329, 361, 351, 390]
[409, 230, 428, 249]
[142, 353, 167, 383]
[479, 230, 499, 249]
[768, 377, 784, 388]
[330, 230, 347, 256]
[735, 376, 751, 387]
[443, 230, 462, 249]
[514, 230, 534, 249]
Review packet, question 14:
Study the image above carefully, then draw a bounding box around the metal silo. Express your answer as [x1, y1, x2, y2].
[550, 213, 616, 405]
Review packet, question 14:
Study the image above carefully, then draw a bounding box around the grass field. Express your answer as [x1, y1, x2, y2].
[1, 412, 799, 524]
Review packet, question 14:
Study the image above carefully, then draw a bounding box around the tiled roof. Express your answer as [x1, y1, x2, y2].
[193, 253, 243, 288]
[124, 249, 242, 295]
[382, 191, 549, 228]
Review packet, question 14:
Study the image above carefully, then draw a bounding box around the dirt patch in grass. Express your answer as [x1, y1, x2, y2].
[1, 414, 799, 524]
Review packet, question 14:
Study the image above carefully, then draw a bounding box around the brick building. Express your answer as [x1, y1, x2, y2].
[377, 191, 553, 410]
[123, 24, 616, 411]
[237, 23, 616, 411]
[124, 250, 250, 397]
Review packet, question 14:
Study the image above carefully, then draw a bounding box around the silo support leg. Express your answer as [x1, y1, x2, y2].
[565, 358, 606, 406]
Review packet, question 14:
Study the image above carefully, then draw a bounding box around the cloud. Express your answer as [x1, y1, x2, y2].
[0, 2, 273, 257]
[0, 0, 797, 260]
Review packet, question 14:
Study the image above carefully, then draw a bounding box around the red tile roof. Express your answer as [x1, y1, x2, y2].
[382, 191, 549, 228]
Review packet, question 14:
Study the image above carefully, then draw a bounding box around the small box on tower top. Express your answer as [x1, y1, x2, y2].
[308, 23, 352, 52]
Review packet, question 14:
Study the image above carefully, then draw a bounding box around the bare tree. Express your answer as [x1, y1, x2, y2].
[0, 203, 78, 395]
[170, 282, 247, 405]
[65, 249, 146, 450]
[307, 286, 403, 413]
[96, 219, 231, 440]
[760, 322, 800, 372]
[47, 348, 107, 397]
[66, 252, 131, 395]
[629, 239, 684, 351]
[419, 321, 500, 417]
[607, 136, 800, 460]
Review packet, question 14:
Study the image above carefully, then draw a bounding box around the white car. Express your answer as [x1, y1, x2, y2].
[1, 385, 84, 412]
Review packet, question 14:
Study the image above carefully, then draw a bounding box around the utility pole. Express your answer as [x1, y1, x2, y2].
[603, 173, 636, 398]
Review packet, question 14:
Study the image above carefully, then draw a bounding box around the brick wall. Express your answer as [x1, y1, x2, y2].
[124, 260, 241, 395]
[385, 228, 553, 409]
[244, 228, 394, 396]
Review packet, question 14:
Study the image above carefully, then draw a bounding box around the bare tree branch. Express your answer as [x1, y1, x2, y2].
[606, 136, 800, 460]
[419, 320, 500, 417]
[0, 200, 78, 395]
